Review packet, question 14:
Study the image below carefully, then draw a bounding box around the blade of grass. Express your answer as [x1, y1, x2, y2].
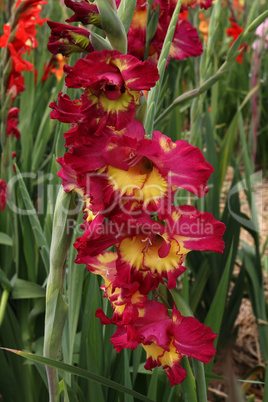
[204, 243, 233, 379]
[1, 348, 154, 402]
[14, 164, 50, 273]
[145, 0, 182, 136]
[0, 232, 13, 246]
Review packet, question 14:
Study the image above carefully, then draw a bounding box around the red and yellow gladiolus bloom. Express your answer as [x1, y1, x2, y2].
[76, 251, 149, 325]
[55, 125, 214, 216]
[96, 130, 213, 213]
[111, 301, 217, 386]
[63, 49, 159, 129]
[74, 205, 225, 288]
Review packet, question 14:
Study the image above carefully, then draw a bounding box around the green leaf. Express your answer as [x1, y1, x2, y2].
[145, 0, 182, 136]
[218, 86, 259, 189]
[147, 368, 159, 400]
[124, 350, 133, 402]
[96, 0, 127, 53]
[1, 349, 154, 402]
[14, 164, 50, 273]
[118, 0, 137, 33]
[204, 243, 234, 378]
[0, 232, 13, 246]
[90, 31, 113, 52]
[11, 278, 45, 299]
[180, 357, 197, 402]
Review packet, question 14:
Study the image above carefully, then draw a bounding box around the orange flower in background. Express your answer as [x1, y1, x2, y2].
[199, 12, 209, 44]
[42, 54, 66, 82]
[233, 0, 244, 15]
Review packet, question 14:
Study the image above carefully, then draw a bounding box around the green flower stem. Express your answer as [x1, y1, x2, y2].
[0, 289, 10, 328]
[43, 188, 76, 402]
[180, 357, 197, 402]
[154, 70, 226, 126]
[144, 0, 182, 137]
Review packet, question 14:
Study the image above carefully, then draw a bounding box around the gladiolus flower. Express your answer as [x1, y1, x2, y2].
[74, 205, 225, 288]
[116, 0, 204, 66]
[170, 0, 213, 11]
[198, 12, 209, 44]
[76, 251, 150, 325]
[64, 0, 101, 28]
[0, 180, 8, 212]
[60, 128, 213, 216]
[42, 54, 66, 82]
[110, 301, 217, 386]
[0, 24, 11, 47]
[226, 19, 245, 64]
[7, 70, 25, 102]
[0, 0, 48, 103]
[63, 49, 159, 129]
[47, 21, 95, 57]
[6, 107, 20, 140]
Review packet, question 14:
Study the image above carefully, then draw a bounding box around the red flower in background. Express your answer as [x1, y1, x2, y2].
[0, 180, 8, 212]
[6, 107, 21, 140]
[226, 19, 245, 63]
[116, 0, 205, 66]
[0, 0, 48, 102]
[42, 54, 66, 82]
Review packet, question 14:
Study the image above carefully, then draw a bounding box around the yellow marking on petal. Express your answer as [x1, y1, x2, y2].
[173, 235, 192, 254]
[105, 283, 127, 315]
[89, 252, 117, 287]
[159, 341, 181, 367]
[111, 58, 129, 72]
[159, 136, 176, 152]
[99, 90, 133, 113]
[131, 9, 147, 31]
[143, 340, 181, 368]
[108, 165, 147, 196]
[114, 304, 125, 314]
[131, 90, 142, 104]
[74, 187, 84, 197]
[171, 210, 181, 222]
[144, 237, 183, 275]
[119, 235, 146, 269]
[82, 195, 97, 222]
[142, 343, 165, 362]
[142, 167, 167, 206]
[85, 209, 97, 222]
